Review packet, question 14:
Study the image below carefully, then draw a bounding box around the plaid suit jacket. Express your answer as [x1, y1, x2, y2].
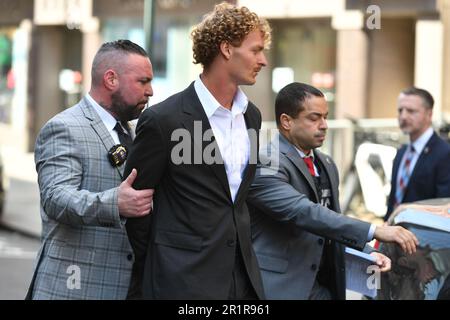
[27, 97, 134, 299]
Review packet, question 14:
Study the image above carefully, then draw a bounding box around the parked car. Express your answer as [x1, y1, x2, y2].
[377, 198, 450, 300]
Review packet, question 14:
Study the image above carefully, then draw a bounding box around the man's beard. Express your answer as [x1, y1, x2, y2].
[111, 91, 140, 122]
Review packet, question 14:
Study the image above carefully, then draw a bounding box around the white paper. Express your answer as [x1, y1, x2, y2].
[345, 247, 378, 298]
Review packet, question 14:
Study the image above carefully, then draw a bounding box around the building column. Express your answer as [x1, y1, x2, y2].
[330, 11, 369, 185]
[81, 17, 101, 93]
[332, 10, 368, 120]
[439, 0, 450, 119]
[414, 18, 444, 123]
[30, 26, 65, 144]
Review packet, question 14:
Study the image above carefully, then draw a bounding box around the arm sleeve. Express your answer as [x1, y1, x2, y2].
[124, 109, 168, 297]
[35, 118, 121, 228]
[247, 155, 371, 251]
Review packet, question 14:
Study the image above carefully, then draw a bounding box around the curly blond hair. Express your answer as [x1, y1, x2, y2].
[191, 2, 271, 69]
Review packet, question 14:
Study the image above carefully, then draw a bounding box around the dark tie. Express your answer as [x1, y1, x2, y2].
[303, 156, 316, 176]
[114, 122, 132, 149]
[394, 144, 415, 206]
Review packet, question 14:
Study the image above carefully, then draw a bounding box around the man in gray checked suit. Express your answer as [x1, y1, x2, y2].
[27, 40, 154, 299]
[247, 83, 419, 299]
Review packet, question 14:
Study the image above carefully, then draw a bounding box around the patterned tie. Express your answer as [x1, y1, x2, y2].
[114, 122, 132, 150]
[303, 156, 316, 176]
[395, 145, 415, 206]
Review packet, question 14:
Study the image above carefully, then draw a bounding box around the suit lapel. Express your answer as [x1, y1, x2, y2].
[315, 150, 340, 211]
[80, 97, 125, 178]
[180, 83, 232, 200]
[279, 134, 319, 201]
[234, 105, 259, 204]
[405, 132, 436, 196]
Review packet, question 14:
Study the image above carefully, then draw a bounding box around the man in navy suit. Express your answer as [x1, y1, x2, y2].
[385, 87, 450, 221]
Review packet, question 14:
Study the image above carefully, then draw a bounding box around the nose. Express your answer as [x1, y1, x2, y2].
[145, 83, 153, 97]
[319, 118, 328, 130]
[259, 51, 268, 67]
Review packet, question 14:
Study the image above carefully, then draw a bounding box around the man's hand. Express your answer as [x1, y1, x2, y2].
[374, 225, 419, 255]
[370, 252, 391, 272]
[118, 168, 154, 218]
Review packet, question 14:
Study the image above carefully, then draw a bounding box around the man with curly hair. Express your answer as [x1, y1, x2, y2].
[125, 2, 271, 299]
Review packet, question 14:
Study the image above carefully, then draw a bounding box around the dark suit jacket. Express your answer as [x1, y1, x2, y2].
[247, 133, 372, 299]
[386, 132, 450, 220]
[124, 82, 265, 299]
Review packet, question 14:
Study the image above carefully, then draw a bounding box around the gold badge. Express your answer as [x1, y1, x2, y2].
[108, 144, 128, 167]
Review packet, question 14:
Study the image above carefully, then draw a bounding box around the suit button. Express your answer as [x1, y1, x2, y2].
[227, 240, 235, 247]
[127, 254, 133, 261]
[318, 239, 324, 245]
[311, 264, 317, 271]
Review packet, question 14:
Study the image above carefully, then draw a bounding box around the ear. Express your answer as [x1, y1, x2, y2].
[219, 41, 232, 60]
[103, 69, 118, 90]
[279, 113, 292, 131]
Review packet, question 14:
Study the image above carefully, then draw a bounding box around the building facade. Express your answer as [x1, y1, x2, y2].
[241, 0, 450, 124]
[0, 0, 448, 154]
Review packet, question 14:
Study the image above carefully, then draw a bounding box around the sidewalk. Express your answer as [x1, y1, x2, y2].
[0, 149, 41, 238]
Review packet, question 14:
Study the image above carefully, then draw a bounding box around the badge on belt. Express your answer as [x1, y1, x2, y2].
[108, 144, 128, 167]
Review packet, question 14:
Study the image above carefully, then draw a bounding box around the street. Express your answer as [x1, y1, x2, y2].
[0, 150, 41, 238]
[0, 151, 41, 300]
[0, 227, 40, 300]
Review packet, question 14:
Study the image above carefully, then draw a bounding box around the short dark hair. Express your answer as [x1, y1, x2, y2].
[91, 39, 148, 86]
[275, 82, 325, 126]
[401, 87, 434, 109]
[96, 39, 148, 57]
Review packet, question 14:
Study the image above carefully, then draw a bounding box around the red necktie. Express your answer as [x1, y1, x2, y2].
[303, 156, 315, 176]
[394, 145, 415, 207]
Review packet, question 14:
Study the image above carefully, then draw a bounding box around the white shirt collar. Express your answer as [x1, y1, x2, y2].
[85, 93, 118, 132]
[411, 126, 433, 154]
[194, 75, 248, 118]
[295, 147, 315, 160]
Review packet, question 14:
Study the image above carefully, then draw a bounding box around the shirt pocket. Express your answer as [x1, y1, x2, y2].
[47, 240, 95, 265]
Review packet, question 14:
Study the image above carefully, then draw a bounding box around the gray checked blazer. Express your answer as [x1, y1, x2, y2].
[27, 97, 134, 299]
[247, 132, 373, 299]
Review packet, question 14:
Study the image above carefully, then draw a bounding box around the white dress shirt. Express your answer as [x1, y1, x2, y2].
[194, 76, 250, 202]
